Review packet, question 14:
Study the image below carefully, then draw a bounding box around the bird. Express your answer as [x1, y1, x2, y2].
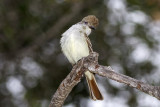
[60, 15, 103, 100]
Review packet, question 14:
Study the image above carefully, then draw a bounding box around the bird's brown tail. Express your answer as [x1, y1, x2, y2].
[84, 71, 103, 100]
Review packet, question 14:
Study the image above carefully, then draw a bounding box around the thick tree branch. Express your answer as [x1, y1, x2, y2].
[49, 52, 160, 107]
[49, 58, 86, 107]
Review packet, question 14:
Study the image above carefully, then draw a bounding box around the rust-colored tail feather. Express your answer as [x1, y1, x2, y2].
[85, 71, 103, 100]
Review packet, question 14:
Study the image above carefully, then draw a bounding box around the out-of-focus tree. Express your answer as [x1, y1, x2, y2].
[0, 0, 160, 107]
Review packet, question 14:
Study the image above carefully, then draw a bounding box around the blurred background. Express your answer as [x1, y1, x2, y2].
[0, 0, 160, 107]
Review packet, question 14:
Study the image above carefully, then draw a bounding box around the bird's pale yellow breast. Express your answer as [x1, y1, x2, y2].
[61, 23, 91, 64]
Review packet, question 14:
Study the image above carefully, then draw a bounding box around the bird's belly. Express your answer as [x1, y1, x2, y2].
[62, 35, 89, 64]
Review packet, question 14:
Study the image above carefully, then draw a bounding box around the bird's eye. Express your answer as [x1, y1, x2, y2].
[84, 22, 88, 24]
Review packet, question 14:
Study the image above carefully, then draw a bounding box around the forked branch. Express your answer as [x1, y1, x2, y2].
[49, 52, 160, 107]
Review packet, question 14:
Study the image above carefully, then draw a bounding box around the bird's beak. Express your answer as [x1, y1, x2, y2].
[89, 26, 96, 30]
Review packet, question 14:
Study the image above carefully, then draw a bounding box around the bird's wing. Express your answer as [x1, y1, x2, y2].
[84, 34, 93, 53]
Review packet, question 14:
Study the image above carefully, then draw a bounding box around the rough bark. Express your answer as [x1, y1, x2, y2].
[49, 52, 160, 107]
[49, 58, 86, 107]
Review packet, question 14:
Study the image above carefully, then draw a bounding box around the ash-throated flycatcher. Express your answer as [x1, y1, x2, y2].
[60, 15, 103, 100]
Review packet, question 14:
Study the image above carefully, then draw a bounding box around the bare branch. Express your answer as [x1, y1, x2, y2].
[49, 52, 160, 107]
[90, 65, 160, 100]
[84, 52, 160, 100]
[49, 58, 86, 107]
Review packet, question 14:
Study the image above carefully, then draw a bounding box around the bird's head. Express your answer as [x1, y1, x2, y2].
[81, 15, 99, 30]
